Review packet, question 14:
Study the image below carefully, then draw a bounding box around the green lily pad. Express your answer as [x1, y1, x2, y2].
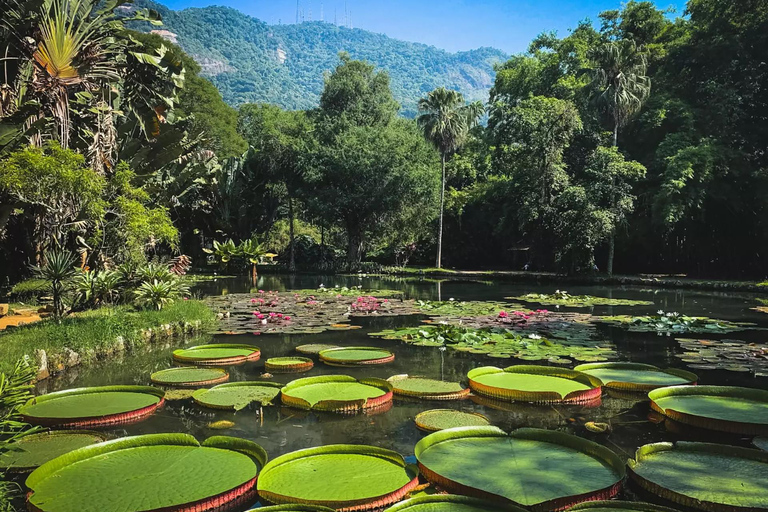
[280, 375, 392, 413]
[249, 506, 335, 512]
[0, 431, 107, 473]
[413, 300, 515, 317]
[385, 494, 523, 512]
[675, 338, 768, 374]
[568, 501, 685, 512]
[319, 346, 394, 366]
[257, 444, 418, 510]
[597, 313, 754, 334]
[150, 367, 229, 387]
[193, 382, 282, 411]
[296, 344, 340, 355]
[387, 375, 469, 400]
[649, 385, 768, 435]
[509, 292, 653, 308]
[265, 357, 314, 373]
[754, 437, 768, 452]
[573, 362, 697, 391]
[467, 366, 602, 404]
[172, 344, 261, 365]
[26, 434, 267, 512]
[415, 427, 624, 510]
[20, 386, 164, 428]
[414, 409, 491, 432]
[628, 442, 768, 511]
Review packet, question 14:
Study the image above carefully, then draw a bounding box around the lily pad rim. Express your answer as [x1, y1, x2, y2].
[385, 494, 527, 512]
[573, 362, 698, 389]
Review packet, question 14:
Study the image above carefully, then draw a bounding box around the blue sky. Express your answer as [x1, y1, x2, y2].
[161, 0, 687, 53]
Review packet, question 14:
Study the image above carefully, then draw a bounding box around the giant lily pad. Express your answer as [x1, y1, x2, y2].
[26, 434, 267, 512]
[628, 441, 768, 512]
[192, 381, 282, 411]
[648, 385, 768, 435]
[319, 346, 394, 366]
[0, 431, 107, 473]
[414, 409, 491, 432]
[265, 357, 314, 373]
[20, 386, 164, 428]
[754, 437, 768, 452]
[569, 501, 684, 512]
[573, 362, 697, 391]
[280, 375, 393, 413]
[385, 494, 524, 512]
[249, 506, 335, 512]
[387, 375, 469, 400]
[415, 427, 624, 511]
[468, 366, 602, 404]
[508, 292, 653, 308]
[172, 344, 261, 366]
[257, 444, 419, 510]
[150, 367, 229, 387]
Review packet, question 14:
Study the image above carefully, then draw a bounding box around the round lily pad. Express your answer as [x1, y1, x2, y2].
[257, 444, 419, 510]
[574, 362, 697, 391]
[414, 409, 491, 432]
[754, 437, 768, 452]
[387, 375, 470, 400]
[628, 441, 768, 512]
[319, 346, 395, 366]
[568, 501, 683, 512]
[0, 431, 107, 473]
[173, 344, 261, 366]
[265, 357, 314, 373]
[648, 385, 768, 435]
[150, 367, 230, 387]
[20, 386, 165, 428]
[468, 366, 602, 404]
[415, 427, 625, 511]
[280, 375, 393, 413]
[26, 434, 267, 512]
[193, 382, 282, 411]
[296, 344, 340, 355]
[249, 506, 335, 512]
[385, 494, 523, 512]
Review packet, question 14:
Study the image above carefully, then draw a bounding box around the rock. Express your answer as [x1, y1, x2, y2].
[0, 304, 8, 317]
[63, 348, 81, 368]
[37, 305, 54, 313]
[114, 336, 125, 352]
[35, 349, 50, 380]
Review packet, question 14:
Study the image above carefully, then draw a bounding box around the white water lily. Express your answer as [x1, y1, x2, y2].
[528, 334, 542, 340]
[657, 310, 664, 315]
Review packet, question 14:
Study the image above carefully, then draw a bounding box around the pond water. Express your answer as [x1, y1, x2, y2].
[39, 275, 768, 509]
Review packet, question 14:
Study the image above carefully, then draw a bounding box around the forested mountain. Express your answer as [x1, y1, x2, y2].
[130, 0, 507, 116]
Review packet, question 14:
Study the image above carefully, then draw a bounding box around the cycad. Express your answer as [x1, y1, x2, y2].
[33, 249, 78, 318]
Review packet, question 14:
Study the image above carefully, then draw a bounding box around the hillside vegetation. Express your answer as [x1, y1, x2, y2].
[132, 0, 507, 116]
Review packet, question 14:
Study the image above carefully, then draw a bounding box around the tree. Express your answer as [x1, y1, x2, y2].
[417, 87, 483, 268]
[239, 104, 314, 271]
[589, 38, 651, 274]
[312, 120, 439, 265]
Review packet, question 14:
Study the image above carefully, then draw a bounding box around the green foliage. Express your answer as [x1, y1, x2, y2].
[599, 311, 754, 334]
[133, 279, 189, 310]
[32, 250, 79, 318]
[0, 300, 215, 374]
[510, 291, 652, 307]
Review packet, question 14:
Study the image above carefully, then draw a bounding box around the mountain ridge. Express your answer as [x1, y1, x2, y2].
[132, 0, 508, 116]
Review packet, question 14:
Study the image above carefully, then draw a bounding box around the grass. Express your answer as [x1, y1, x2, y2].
[0, 300, 215, 374]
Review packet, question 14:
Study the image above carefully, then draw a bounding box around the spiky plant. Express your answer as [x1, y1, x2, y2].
[33, 249, 78, 318]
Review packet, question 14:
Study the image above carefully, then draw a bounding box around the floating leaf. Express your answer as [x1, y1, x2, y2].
[280, 375, 392, 413]
[193, 382, 282, 411]
[574, 362, 697, 391]
[150, 367, 229, 387]
[173, 344, 261, 366]
[0, 431, 107, 473]
[265, 357, 314, 373]
[207, 420, 236, 430]
[319, 347, 394, 366]
[414, 409, 490, 432]
[467, 366, 602, 404]
[296, 344, 340, 355]
[387, 375, 469, 400]
[385, 494, 521, 512]
[508, 292, 653, 308]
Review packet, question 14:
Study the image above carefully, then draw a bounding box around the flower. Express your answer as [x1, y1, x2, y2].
[284, 316, 291, 321]
[183, 297, 189, 300]
[258, 290, 265, 294]
[528, 334, 542, 340]
[498, 311, 509, 318]
[657, 310, 664, 315]
[250, 298, 257, 304]
[260, 319, 267, 325]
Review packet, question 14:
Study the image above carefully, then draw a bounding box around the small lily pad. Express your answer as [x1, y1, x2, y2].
[265, 357, 314, 373]
[319, 346, 394, 366]
[193, 382, 282, 411]
[296, 344, 340, 355]
[574, 362, 697, 391]
[387, 375, 469, 400]
[150, 367, 229, 387]
[414, 409, 491, 432]
[173, 344, 261, 366]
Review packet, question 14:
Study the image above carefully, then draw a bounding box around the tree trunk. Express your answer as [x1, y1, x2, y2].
[607, 232, 615, 275]
[288, 195, 296, 272]
[347, 225, 363, 267]
[607, 115, 619, 275]
[251, 263, 258, 286]
[436, 153, 446, 269]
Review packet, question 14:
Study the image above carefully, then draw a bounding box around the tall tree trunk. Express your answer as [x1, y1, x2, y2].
[347, 222, 363, 267]
[607, 115, 619, 275]
[288, 195, 296, 272]
[436, 153, 446, 269]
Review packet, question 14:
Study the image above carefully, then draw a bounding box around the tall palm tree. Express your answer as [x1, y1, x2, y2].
[590, 39, 651, 275]
[417, 87, 483, 268]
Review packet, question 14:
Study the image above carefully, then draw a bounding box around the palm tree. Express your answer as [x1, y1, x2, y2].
[590, 39, 651, 274]
[417, 87, 483, 268]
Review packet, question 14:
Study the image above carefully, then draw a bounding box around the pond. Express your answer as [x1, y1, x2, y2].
[37, 275, 768, 509]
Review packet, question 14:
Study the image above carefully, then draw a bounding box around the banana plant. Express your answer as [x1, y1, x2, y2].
[238, 238, 277, 283]
[202, 239, 238, 270]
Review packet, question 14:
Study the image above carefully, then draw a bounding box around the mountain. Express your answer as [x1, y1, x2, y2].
[131, 0, 508, 116]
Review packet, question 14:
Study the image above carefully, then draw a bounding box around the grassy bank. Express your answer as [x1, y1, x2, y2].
[0, 300, 215, 375]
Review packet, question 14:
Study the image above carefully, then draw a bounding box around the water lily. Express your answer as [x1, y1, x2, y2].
[528, 334, 542, 340]
[657, 310, 664, 315]
[498, 311, 509, 318]
[284, 316, 291, 321]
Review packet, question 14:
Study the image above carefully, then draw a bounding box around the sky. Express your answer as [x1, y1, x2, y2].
[159, 0, 687, 53]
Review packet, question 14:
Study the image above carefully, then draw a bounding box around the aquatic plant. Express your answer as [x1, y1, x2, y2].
[280, 375, 393, 413]
[598, 311, 754, 334]
[0, 431, 106, 473]
[149, 367, 229, 387]
[369, 324, 615, 363]
[509, 290, 653, 307]
[573, 362, 697, 391]
[318, 346, 395, 366]
[414, 409, 490, 432]
[413, 300, 516, 317]
[467, 365, 602, 404]
[676, 338, 768, 375]
[172, 344, 261, 366]
[387, 375, 469, 400]
[192, 382, 282, 411]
